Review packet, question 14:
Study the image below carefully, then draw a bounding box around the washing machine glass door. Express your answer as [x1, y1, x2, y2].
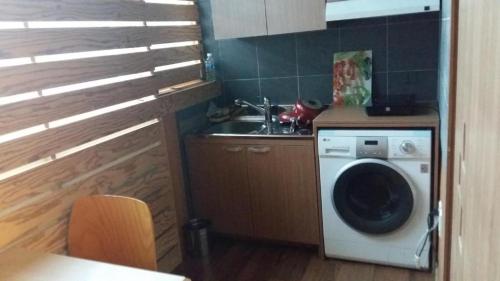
[332, 159, 415, 234]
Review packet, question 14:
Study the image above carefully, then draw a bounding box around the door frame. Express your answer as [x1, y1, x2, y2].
[438, 0, 459, 280]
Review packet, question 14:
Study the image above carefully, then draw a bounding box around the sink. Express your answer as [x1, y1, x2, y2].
[203, 121, 267, 135]
[201, 119, 312, 137]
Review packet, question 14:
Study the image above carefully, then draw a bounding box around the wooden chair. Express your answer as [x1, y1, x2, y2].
[68, 195, 157, 271]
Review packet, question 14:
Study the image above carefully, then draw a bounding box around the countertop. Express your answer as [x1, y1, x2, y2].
[313, 106, 440, 129]
[191, 132, 314, 140]
[0, 248, 190, 281]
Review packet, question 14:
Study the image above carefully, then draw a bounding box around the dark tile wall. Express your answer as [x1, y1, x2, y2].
[198, 0, 440, 106]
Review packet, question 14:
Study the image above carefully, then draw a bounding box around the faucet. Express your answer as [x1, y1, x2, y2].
[234, 97, 273, 134]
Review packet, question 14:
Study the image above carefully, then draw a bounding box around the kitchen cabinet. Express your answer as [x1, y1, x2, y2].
[211, 0, 267, 39]
[265, 0, 326, 35]
[279, 144, 319, 244]
[186, 137, 319, 245]
[247, 144, 319, 244]
[187, 142, 253, 236]
[211, 0, 326, 40]
[246, 144, 288, 241]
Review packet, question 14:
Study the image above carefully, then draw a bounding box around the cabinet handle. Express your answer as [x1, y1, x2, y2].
[223, 146, 243, 153]
[248, 146, 271, 154]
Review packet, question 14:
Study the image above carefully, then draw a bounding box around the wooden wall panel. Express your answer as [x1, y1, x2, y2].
[0, 0, 145, 21]
[146, 3, 199, 21]
[92, 147, 171, 201]
[155, 64, 203, 90]
[0, 176, 96, 248]
[161, 80, 221, 113]
[157, 244, 183, 273]
[0, 26, 202, 59]
[448, 0, 500, 280]
[145, 186, 176, 217]
[0, 53, 150, 97]
[0, 0, 212, 271]
[17, 218, 69, 255]
[0, 82, 219, 266]
[0, 79, 158, 135]
[155, 221, 181, 259]
[0, 47, 200, 98]
[148, 26, 202, 45]
[0, 127, 160, 243]
[63, 144, 181, 268]
[0, 124, 161, 213]
[0, 47, 201, 134]
[0, 0, 196, 21]
[0, 102, 159, 174]
[154, 210, 178, 238]
[0, 28, 150, 59]
[0, 123, 181, 265]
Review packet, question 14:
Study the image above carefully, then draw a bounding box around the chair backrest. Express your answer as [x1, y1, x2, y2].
[68, 195, 157, 270]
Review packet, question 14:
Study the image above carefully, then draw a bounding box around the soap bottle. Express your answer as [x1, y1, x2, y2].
[204, 53, 216, 81]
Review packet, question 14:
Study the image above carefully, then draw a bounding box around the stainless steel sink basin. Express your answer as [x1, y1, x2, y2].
[203, 121, 267, 135]
[200, 119, 312, 137]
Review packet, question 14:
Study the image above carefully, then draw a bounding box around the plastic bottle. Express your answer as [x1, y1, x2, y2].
[204, 53, 216, 81]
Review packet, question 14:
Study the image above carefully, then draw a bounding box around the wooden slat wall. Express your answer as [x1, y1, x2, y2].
[0, 47, 200, 98]
[0, 26, 201, 58]
[0, 0, 198, 21]
[0, 0, 204, 271]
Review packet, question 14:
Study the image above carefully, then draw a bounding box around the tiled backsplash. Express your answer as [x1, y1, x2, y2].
[198, 0, 440, 106]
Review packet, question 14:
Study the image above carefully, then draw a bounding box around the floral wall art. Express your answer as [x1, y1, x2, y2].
[333, 50, 373, 106]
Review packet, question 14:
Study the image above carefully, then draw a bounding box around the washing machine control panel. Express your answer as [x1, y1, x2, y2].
[356, 136, 388, 159]
[318, 130, 432, 160]
[389, 137, 431, 159]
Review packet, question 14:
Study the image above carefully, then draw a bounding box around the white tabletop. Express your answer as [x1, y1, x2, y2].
[0, 248, 190, 281]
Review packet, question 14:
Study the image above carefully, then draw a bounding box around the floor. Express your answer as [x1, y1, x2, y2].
[172, 238, 434, 281]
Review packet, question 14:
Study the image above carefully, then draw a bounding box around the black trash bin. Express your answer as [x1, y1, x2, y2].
[184, 218, 211, 257]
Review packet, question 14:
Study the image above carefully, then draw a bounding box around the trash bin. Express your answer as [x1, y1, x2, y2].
[184, 218, 211, 257]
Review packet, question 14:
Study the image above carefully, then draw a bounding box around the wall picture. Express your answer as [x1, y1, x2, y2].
[333, 50, 373, 106]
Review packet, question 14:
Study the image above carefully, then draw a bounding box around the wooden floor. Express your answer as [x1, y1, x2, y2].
[170, 238, 434, 281]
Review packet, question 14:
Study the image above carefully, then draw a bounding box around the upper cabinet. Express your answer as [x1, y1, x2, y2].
[211, 0, 440, 40]
[212, 0, 326, 40]
[265, 0, 326, 35]
[211, 0, 268, 39]
[326, 0, 440, 22]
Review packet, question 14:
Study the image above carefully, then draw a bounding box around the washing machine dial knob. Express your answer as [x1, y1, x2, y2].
[400, 141, 416, 154]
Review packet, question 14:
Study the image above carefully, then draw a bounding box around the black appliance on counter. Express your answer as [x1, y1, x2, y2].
[365, 94, 416, 116]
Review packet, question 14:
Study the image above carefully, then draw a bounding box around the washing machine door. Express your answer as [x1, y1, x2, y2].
[332, 159, 415, 234]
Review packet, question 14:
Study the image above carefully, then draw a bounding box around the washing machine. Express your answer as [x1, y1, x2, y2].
[318, 129, 433, 270]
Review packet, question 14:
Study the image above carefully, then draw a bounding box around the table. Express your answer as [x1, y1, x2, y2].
[0, 248, 190, 281]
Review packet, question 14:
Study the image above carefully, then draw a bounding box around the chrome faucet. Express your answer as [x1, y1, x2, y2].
[234, 97, 273, 134]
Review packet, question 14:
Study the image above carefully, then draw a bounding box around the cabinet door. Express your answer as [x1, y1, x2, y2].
[211, 0, 267, 40]
[247, 143, 319, 244]
[280, 144, 319, 244]
[265, 0, 326, 35]
[246, 145, 288, 241]
[187, 143, 218, 223]
[187, 142, 253, 236]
